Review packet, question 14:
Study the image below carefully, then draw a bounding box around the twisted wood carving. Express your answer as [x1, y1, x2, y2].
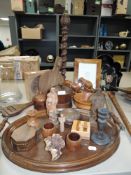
[60, 13, 70, 78]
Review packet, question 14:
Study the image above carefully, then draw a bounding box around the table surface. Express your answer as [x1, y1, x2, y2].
[0, 72, 131, 175]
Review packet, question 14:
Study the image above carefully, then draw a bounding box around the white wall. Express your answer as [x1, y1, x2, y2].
[0, 24, 12, 47]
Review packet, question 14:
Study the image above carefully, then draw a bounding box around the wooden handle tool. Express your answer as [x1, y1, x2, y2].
[104, 91, 124, 130]
[108, 92, 131, 136]
[0, 119, 7, 133]
[109, 112, 125, 130]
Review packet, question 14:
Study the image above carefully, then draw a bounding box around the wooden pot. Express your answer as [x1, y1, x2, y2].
[66, 132, 81, 151]
[42, 122, 56, 138]
[33, 91, 46, 110]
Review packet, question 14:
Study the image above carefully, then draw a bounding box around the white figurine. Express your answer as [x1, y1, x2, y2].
[58, 114, 65, 132]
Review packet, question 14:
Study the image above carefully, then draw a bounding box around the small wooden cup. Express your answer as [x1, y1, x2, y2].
[66, 132, 81, 151]
[42, 122, 56, 138]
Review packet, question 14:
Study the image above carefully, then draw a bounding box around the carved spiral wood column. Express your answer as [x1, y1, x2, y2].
[60, 13, 70, 79]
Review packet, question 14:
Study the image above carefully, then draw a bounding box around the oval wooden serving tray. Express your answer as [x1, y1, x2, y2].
[1, 115, 120, 173]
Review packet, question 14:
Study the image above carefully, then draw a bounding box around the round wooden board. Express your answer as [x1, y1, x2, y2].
[2, 115, 120, 173]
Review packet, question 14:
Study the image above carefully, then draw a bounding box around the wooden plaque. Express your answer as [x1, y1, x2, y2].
[74, 59, 101, 89]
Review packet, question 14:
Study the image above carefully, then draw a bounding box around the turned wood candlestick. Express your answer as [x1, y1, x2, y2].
[60, 13, 70, 79]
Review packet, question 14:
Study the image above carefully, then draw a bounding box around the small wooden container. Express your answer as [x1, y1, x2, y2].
[33, 91, 46, 110]
[71, 120, 90, 140]
[56, 86, 72, 108]
[11, 124, 36, 152]
[66, 132, 81, 151]
[42, 122, 56, 138]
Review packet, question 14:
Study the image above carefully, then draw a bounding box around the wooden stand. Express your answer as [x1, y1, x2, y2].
[2, 114, 120, 173]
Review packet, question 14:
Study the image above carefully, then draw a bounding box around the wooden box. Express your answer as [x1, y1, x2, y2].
[11, 124, 37, 152]
[71, 120, 90, 140]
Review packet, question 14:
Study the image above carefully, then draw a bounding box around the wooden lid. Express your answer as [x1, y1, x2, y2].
[11, 124, 36, 142]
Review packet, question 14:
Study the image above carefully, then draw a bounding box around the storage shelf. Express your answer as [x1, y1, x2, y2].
[97, 49, 130, 53]
[40, 61, 74, 68]
[59, 35, 96, 38]
[13, 13, 131, 71]
[60, 47, 94, 50]
[19, 39, 56, 42]
[40, 62, 53, 67]
[99, 36, 131, 39]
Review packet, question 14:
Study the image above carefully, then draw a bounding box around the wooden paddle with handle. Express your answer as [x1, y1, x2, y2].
[0, 102, 33, 134]
[0, 109, 47, 134]
[1, 102, 33, 118]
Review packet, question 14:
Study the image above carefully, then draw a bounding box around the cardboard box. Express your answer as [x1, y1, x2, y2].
[116, 0, 128, 15]
[101, 0, 113, 16]
[72, 0, 84, 15]
[21, 27, 43, 39]
[0, 56, 40, 80]
[11, 0, 24, 12]
[0, 62, 14, 80]
[71, 120, 90, 140]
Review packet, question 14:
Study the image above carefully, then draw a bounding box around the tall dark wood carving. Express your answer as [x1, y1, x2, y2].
[60, 13, 70, 78]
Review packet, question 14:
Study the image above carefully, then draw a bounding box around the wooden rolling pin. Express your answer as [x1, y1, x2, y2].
[108, 92, 131, 136]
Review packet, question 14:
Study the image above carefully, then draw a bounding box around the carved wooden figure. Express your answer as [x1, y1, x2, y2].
[46, 88, 58, 125]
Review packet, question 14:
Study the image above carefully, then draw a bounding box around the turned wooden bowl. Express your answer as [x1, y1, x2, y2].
[73, 92, 92, 110]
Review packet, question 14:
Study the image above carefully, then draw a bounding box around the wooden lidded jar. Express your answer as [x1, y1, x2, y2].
[55, 85, 72, 108]
[33, 91, 46, 110]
